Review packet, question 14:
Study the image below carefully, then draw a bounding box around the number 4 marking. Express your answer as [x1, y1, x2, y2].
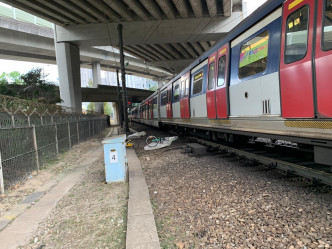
[110, 151, 118, 163]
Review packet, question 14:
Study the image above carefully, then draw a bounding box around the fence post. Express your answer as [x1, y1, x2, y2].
[11, 114, 15, 128]
[55, 123, 59, 154]
[89, 120, 91, 137]
[32, 125, 40, 171]
[68, 122, 71, 149]
[92, 120, 95, 135]
[76, 121, 80, 143]
[0, 151, 4, 195]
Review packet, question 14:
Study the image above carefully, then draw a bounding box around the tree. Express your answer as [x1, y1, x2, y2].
[87, 78, 94, 88]
[103, 102, 113, 116]
[87, 102, 95, 113]
[19, 68, 61, 104]
[8, 71, 23, 84]
[0, 77, 16, 97]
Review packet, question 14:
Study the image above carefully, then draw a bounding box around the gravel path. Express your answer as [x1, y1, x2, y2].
[133, 123, 332, 249]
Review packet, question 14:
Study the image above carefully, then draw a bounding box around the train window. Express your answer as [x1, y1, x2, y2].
[193, 70, 203, 94]
[185, 78, 189, 97]
[173, 83, 180, 101]
[208, 62, 215, 90]
[153, 97, 157, 109]
[239, 30, 269, 79]
[323, 0, 332, 50]
[161, 91, 167, 106]
[167, 88, 172, 103]
[285, 6, 309, 64]
[217, 56, 226, 86]
[180, 80, 185, 99]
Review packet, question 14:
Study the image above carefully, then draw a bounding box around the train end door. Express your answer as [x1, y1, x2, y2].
[206, 52, 217, 118]
[180, 72, 190, 118]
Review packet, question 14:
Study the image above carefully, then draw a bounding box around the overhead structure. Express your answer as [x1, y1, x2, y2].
[1, 0, 243, 74]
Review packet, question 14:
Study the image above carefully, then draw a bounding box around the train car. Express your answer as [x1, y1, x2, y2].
[133, 0, 332, 167]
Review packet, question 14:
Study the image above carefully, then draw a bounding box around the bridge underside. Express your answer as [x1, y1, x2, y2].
[0, 0, 243, 112]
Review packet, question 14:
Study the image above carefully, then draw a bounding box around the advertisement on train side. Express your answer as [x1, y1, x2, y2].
[239, 36, 269, 68]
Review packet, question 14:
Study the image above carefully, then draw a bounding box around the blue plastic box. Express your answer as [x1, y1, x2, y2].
[102, 134, 127, 182]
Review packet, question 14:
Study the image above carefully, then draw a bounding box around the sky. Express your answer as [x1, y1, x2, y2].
[0, 0, 268, 81]
[245, 0, 268, 16]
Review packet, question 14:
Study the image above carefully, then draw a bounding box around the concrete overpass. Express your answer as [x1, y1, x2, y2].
[81, 85, 153, 103]
[0, 0, 243, 112]
[0, 16, 172, 80]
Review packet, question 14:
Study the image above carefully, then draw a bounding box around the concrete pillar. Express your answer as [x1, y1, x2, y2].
[92, 61, 102, 87]
[55, 41, 82, 112]
[92, 61, 104, 114]
[112, 102, 119, 125]
[95, 102, 104, 113]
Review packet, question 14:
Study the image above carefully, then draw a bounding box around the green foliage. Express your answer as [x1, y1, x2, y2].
[0, 68, 61, 104]
[0, 77, 17, 97]
[103, 102, 113, 116]
[87, 78, 93, 87]
[87, 102, 95, 113]
[149, 85, 158, 91]
[8, 71, 23, 84]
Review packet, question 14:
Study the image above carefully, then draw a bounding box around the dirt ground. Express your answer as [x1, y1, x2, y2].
[132, 123, 332, 249]
[1, 127, 128, 249]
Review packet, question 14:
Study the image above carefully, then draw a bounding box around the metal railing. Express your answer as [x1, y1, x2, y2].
[0, 95, 107, 194]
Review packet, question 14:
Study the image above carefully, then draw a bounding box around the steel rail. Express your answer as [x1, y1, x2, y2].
[189, 137, 332, 187]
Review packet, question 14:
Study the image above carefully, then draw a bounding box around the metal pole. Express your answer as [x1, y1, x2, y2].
[116, 69, 123, 127]
[0, 151, 5, 195]
[32, 125, 40, 171]
[117, 24, 129, 133]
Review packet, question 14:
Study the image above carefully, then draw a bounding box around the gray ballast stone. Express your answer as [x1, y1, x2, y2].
[186, 143, 208, 156]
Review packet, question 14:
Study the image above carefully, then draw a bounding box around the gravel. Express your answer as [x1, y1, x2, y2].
[132, 123, 332, 249]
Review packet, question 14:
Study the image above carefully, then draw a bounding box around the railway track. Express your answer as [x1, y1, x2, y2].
[187, 137, 332, 187]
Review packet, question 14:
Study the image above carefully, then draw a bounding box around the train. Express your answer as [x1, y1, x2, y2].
[130, 0, 332, 167]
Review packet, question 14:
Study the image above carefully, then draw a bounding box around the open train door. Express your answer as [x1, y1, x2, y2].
[216, 44, 229, 118]
[180, 72, 190, 118]
[315, 0, 332, 118]
[206, 52, 217, 118]
[280, 0, 315, 118]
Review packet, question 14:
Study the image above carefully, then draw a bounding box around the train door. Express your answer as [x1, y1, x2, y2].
[149, 99, 153, 119]
[280, 0, 315, 118]
[216, 45, 229, 118]
[180, 72, 190, 118]
[315, 0, 332, 118]
[206, 52, 217, 118]
[166, 85, 173, 118]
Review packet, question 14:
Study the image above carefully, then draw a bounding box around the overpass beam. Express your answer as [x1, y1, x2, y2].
[55, 40, 82, 112]
[92, 61, 104, 114]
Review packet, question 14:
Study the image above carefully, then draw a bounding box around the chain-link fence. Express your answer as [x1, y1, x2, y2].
[0, 95, 107, 194]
